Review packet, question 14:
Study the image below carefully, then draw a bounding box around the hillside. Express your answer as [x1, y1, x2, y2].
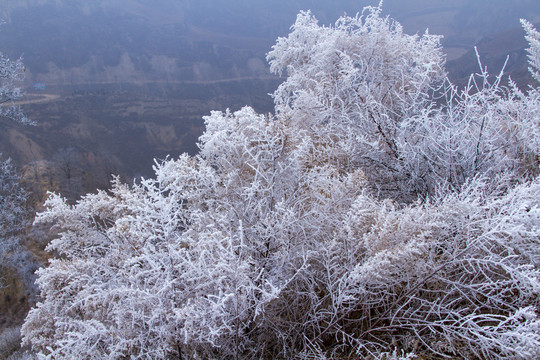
[1, 79, 281, 207]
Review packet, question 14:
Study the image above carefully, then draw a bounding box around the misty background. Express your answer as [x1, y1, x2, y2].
[0, 0, 538, 204]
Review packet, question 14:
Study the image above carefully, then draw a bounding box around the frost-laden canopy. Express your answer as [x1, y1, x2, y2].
[23, 7, 540, 360]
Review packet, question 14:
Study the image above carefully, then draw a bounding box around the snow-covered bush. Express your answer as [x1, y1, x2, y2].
[22, 5, 540, 359]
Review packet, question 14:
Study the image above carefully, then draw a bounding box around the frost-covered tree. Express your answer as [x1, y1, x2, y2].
[0, 48, 33, 287]
[0, 155, 37, 306]
[0, 50, 32, 125]
[0, 155, 29, 283]
[0, 48, 30, 238]
[22, 6, 540, 360]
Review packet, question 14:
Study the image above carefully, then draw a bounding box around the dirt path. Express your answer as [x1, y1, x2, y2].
[39, 75, 282, 87]
[8, 93, 61, 106]
[2, 76, 282, 107]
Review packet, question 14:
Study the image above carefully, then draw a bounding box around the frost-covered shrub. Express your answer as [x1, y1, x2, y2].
[22, 5, 540, 360]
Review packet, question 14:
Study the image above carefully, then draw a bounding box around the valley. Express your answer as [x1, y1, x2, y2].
[1, 77, 281, 205]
